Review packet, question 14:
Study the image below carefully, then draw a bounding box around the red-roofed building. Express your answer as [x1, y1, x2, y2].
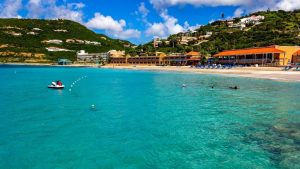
[213, 45, 300, 66]
[186, 51, 201, 66]
[186, 51, 200, 56]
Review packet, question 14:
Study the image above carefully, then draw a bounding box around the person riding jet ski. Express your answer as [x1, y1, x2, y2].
[48, 80, 64, 89]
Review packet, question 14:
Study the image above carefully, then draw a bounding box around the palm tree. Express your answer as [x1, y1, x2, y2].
[169, 36, 177, 48]
[221, 13, 225, 20]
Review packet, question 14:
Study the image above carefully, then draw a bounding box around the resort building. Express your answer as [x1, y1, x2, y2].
[240, 15, 265, 25]
[160, 53, 189, 66]
[127, 56, 160, 65]
[214, 45, 300, 66]
[42, 39, 63, 44]
[153, 37, 162, 48]
[179, 36, 198, 45]
[108, 50, 125, 57]
[76, 50, 108, 63]
[186, 51, 201, 66]
[228, 23, 246, 30]
[109, 56, 127, 64]
[46, 47, 73, 52]
[199, 32, 213, 40]
[109, 51, 201, 66]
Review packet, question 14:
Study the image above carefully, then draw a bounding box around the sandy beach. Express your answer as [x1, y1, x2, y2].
[103, 65, 300, 82]
[2, 62, 299, 82]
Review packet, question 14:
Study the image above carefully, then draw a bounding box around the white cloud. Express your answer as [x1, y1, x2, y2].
[26, 0, 84, 22]
[138, 2, 150, 17]
[27, 0, 42, 18]
[184, 21, 202, 31]
[160, 10, 185, 34]
[86, 13, 141, 39]
[67, 2, 85, 9]
[115, 29, 141, 39]
[275, 0, 300, 11]
[47, 5, 83, 22]
[135, 2, 151, 26]
[146, 10, 201, 38]
[146, 22, 166, 37]
[0, 0, 22, 18]
[86, 13, 126, 32]
[209, 19, 215, 23]
[233, 8, 244, 17]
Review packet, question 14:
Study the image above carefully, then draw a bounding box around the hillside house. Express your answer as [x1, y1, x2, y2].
[240, 15, 265, 25]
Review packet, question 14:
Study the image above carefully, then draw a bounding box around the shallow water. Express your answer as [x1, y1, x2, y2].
[0, 65, 299, 169]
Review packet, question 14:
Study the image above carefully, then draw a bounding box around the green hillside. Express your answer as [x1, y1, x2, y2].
[0, 19, 134, 63]
[136, 10, 300, 57]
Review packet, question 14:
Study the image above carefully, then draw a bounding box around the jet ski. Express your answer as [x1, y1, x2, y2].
[48, 81, 65, 89]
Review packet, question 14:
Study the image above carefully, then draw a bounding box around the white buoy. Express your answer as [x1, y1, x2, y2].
[91, 104, 96, 110]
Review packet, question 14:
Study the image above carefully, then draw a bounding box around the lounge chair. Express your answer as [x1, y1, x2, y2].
[293, 66, 300, 71]
[282, 66, 292, 71]
[227, 65, 232, 69]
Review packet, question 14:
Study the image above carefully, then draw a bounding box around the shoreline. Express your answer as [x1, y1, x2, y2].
[102, 65, 300, 82]
[1, 62, 300, 82]
[0, 62, 95, 67]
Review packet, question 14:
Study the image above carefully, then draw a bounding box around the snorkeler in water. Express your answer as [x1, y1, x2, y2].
[229, 86, 239, 90]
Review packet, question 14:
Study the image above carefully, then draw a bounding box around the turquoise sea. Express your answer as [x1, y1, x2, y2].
[0, 65, 299, 169]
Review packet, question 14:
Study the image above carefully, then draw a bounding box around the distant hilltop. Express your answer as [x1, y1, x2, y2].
[0, 19, 135, 63]
[137, 10, 300, 58]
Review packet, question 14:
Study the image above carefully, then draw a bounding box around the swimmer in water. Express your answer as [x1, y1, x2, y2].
[229, 86, 239, 90]
[182, 84, 187, 88]
[90, 104, 96, 110]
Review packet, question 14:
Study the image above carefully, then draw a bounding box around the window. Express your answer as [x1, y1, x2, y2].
[267, 53, 272, 60]
[246, 55, 253, 59]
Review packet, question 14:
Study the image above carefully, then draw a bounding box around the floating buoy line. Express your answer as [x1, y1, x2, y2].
[69, 75, 88, 92]
[67, 76, 96, 110]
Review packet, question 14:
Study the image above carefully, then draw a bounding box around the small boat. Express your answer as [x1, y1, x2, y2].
[48, 81, 64, 89]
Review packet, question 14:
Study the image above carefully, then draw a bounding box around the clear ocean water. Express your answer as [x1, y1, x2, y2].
[0, 65, 299, 169]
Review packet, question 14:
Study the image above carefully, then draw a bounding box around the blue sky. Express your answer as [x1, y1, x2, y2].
[0, 0, 299, 44]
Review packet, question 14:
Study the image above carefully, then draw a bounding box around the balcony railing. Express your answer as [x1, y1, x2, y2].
[216, 59, 275, 64]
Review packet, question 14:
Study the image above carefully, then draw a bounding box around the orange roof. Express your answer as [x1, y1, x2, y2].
[293, 49, 300, 56]
[186, 51, 200, 56]
[214, 47, 285, 57]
